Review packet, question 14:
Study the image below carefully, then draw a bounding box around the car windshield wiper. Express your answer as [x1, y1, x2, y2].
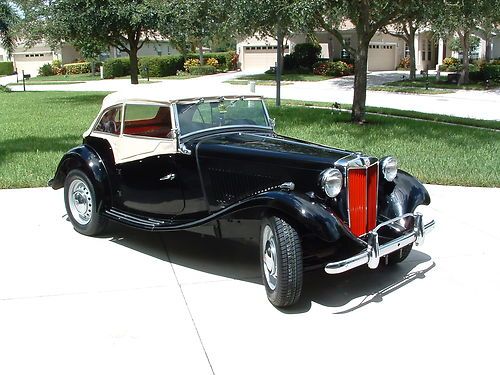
[179, 98, 204, 114]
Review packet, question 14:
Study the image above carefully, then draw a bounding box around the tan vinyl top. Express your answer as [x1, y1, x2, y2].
[101, 85, 263, 110]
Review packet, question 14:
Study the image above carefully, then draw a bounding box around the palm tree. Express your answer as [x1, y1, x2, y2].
[0, 0, 17, 55]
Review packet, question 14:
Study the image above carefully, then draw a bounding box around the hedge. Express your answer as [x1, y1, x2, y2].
[103, 57, 130, 78]
[188, 65, 217, 75]
[138, 55, 184, 77]
[0, 61, 14, 75]
[64, 62, 91, 75]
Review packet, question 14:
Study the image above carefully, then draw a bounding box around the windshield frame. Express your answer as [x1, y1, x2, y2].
[173, 96, 272, 140]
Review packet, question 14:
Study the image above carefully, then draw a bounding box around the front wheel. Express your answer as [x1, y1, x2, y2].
[260, 216, 303, 307]
[386, 244, 412, 265]
[64, 169, 107, 236]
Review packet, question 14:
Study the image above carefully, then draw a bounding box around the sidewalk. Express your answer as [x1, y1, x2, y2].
[0, 185, 499, 375]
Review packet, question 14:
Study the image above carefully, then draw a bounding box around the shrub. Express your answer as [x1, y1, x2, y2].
[0, 61, 14, 75]
[398, 56, 410, 69]
[103, 57, 130, 78]
[184, 58, 200, 71]
[443, 57, 459, 66]
[206, 57, 219, 68]
[482, 64, 500, 80]
[291, 43, 322, 70]
[38, 63, 54, 76]
[64, 62, 91, 75]
[313, 60, 353, 77]
[283, 54, 297, 71]
[186, 52, 236, 71]
[0, 84, 11, 92]
[188, 65, 217, 75]
[139, 56, 184, 77]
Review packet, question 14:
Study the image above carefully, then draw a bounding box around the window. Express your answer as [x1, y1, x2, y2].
[123, 104, 173, 138]
[176, 99, 270, 136]
[95, 107, 122, 135]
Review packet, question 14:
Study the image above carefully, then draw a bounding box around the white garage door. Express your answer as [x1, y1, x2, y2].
[243, 46, 277, 72]
[367, 44, 396, 71]
[13, 53, 52, 77]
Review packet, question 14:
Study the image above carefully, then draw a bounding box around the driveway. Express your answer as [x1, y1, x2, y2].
[1, 185, 499, 375]
[6, 70, 500, 121]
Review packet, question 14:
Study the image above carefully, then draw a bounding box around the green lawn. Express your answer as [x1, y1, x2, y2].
[226, 79, 293, 86]
[25, 73, 103, 82]
[368, 86, 455, 95]
[384, 76, 499, 90]
[236, 73, 332, 82]
[271, 99, 500, 130]
[0, 91, 498, 188]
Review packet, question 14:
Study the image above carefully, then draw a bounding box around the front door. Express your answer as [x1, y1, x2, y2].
[115, 103, 184, 218]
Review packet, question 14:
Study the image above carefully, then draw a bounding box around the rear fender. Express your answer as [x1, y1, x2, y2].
[49, 145, 111, 205]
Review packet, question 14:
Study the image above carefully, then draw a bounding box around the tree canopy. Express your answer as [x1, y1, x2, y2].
[0, 0, 18, 54]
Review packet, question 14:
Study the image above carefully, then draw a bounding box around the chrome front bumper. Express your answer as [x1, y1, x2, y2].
[324, 213, 435, 274]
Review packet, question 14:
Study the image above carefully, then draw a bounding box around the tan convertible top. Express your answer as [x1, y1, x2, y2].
[101, 85, 263, 109]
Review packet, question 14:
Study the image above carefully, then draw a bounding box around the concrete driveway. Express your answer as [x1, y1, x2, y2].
[5, 71, 500, 121]
[1, 185, 499, 375]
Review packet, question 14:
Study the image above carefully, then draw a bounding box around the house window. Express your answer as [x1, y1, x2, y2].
[427, 40, 432, 61]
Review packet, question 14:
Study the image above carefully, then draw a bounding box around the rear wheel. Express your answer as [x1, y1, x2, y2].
[64, 169, 107, 236]
[260, 216, 303, 307]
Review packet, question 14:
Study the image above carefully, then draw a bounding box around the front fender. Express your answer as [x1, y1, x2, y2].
[378, 170, 431, 220]
[232, 191, 364, 245]
[49, 145, 111, 204]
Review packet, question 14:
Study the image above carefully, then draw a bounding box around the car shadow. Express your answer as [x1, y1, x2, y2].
[105, 223, 434, 314]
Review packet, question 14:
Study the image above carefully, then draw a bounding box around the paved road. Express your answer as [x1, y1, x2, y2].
[3, 71, 500, 121]
[1, 185, 499, 375]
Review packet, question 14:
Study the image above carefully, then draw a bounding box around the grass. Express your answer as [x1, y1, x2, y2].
[0, 91, 498, 188]
[226, 79, 293, 86]
[8, 81, 83, 86]
[384, 76, 499, 90]
[24, 73, 103, 82]
[368, 85, 455, 95]
[270, 99, 500, 130]
[267, 104, 499, 187]
[236, 73, 332, 82]
[0, 91, 108, 188]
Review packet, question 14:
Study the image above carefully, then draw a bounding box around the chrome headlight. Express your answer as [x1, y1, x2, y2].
[381, 156, 398, 182]
[320, 168, 343, 198]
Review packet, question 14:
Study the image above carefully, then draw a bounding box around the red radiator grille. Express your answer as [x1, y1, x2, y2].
[348, 164, 378, 236]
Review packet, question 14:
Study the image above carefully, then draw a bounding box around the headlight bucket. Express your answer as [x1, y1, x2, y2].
[320, 168, 343, 198]
[381, 156, 398, 182]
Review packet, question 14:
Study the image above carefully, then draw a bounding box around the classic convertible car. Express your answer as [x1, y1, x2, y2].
[50, 88, 435, 307]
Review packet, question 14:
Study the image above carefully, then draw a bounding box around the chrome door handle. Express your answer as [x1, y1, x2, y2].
[160, 173, 176, 181]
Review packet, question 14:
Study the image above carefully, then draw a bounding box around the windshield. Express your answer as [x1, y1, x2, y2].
[176, 98, 270, 136]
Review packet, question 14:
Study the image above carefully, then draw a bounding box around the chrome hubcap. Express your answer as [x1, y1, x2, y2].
[68, 178, 92, 225]
[262, 225, 278, 290]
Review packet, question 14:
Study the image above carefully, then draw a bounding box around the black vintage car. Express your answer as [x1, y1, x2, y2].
[50, 89, 435, 307]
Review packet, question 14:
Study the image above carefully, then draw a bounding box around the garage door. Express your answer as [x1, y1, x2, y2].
[367, 44, 396, 71]
[13, 53, 52, 76]
[243, 46, 277, 72]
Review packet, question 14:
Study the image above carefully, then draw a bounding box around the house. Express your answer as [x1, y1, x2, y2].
[0, 42, 81, 77]
[237, 25, 500, 73]
[0, 38, 181, 77]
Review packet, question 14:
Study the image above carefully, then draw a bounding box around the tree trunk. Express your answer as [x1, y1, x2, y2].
[408, 26, 417, 80]
[485, 35, 492, 61]
[352, 38, 369, 123]
[129, 43, 139, 85]
[459, 31, 470, 85]
[276, 29, 283, 107]
[199, 43, 204, 65]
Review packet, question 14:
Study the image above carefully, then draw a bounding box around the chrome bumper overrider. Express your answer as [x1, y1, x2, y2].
[324, 213, 435, 274]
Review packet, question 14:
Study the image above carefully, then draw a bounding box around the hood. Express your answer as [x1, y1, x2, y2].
[193, 131, 353, 170]
[191, 131, 354, 210]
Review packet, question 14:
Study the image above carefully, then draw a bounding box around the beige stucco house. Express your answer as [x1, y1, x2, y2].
[237, 25, 499, 73]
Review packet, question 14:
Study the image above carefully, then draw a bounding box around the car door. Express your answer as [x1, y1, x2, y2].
[115, 103, 185, 218]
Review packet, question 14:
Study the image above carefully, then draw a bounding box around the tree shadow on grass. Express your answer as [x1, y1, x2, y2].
[0, 135, 80, 166]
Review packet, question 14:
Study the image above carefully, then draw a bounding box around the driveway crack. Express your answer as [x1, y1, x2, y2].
[160, 235, 215, 375]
